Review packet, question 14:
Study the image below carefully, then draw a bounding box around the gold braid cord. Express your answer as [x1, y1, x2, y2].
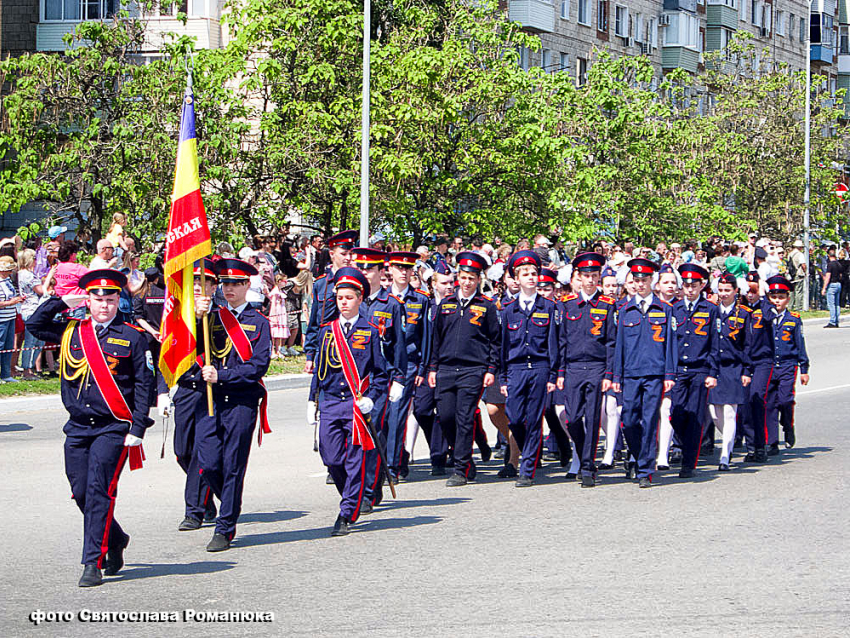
[60, 321, 88, 382]
[317, 330, 342, 382]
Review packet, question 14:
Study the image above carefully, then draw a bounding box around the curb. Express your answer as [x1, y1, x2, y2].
[0, 373, 312, 413]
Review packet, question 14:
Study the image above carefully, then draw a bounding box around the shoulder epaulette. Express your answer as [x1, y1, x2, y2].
[739, 304, 752, 313]
[563, 293, 578, 301]
[598, 295, 615, 305]
[416, 289, 429, 296]
[502, 297, 516, 306]
[320, 321, 333, 327]
[315, 274, 326, 282]
[790, 311, 801, 318]
[703, 298, 717, 306]
[540, 296, 556, 305]
[123, 322, 145, 332]
[660, 299, 673, 307]
[478, 294, 492, 302]
[390, 294, 404, 304]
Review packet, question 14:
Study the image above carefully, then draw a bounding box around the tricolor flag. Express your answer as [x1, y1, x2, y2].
[159, 85, 212, 388]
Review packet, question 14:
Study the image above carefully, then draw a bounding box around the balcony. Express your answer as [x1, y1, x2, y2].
[811, 44, 834, 65]
[509, 0, 556, 34]
[663, 0, 697, 13]
[838, 54, 850, 74]
[706, 4, 738, 30]
[37, 17, 223, 52]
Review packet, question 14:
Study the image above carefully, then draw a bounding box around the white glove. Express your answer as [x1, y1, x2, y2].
[307, 400, 318, 426]
[388, 381, 405, 403]
[157, 393, 172, 418]
[124, 434, 143, 447]
[356, 396, 374, 415]
[61, 293, 88, 308]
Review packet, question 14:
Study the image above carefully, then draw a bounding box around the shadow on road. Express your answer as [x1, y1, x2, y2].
[373, 497, 470, 512]
[235, 515, 442, 547]
[0, 423, 33, 433]
[238, 510, 308, 525]
[111, 560, 236, 582]
[764, 446, 832, 465]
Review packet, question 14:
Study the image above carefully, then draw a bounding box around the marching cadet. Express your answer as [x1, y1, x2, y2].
[559, 252, 617, 488]
[307, 267, 389, 536]
[412, 261, 452, 475]
[599, 265, 625, 469]
[708, 272, 753, 471]
[350, 247, 406, 507]
[655, 264, 682, 470]
[669, 264, 719, 479]
[738, 271, 762, 458]
[752, 275, 810, 455]
[172, 259, 219, 531]
[612, 258, 677, 488]
[304, 230, 357, 373]
[427, 251, 500, 486]
[498, 250, 560, 487]
[742, 271, 775, 463]
[195, 258, 272, 552]
[27, 269, 154, 587]
[384, 251, 431, 480]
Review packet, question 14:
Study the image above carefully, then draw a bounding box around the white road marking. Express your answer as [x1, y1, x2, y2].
[309, 472, 328, 478]
[798, 383, 850, 396]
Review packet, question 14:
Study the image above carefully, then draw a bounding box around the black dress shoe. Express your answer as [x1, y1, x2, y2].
[542, 452, 560, 462]
[768, 443, 780, 456]
[493, 448, 505, 460]
[203, 502, 217, 524]
[103, 534, 129, 576]
[581, 474, 596, 488]
[430, 465, 447, 476]
[678, 468, 695, 479]
[624, 461, 636, 481]
[656, 464, 670, 471]
[613, 450, 624, 462]
[515, 475, 534, 488]
[206, 533, 231, 552]
[326, 473, 335, 485]
[639, 477, 652, 488]
[179, 516, 202, 532]
[479, 442, 492, 463]
[718, 463, 730, 472]
[446, 474, 468, 487]
[78, 564, 102, 587]
[331, 515, 351, 537]
[754, 449, 768, 463]
[359, 501, 373, 515]
[497, 464, 518, 479]
[597, 462, 613, 470]
[565, 471, 577, 480]
[743, 452, 756, 462]
[784, 427, 796, 449]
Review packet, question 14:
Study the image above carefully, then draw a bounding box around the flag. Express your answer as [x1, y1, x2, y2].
[159, 85, 211, 388]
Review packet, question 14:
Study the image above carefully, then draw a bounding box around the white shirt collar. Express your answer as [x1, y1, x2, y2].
[94, 317, 115, 332]
[458, 291, 475, 304]
[636, 293, 653, 307]
[518, 291, 537, 306]
[368, 289, 381, 301]
[392, 285, 410, 299]
[228, 302, 249, 316]
[721, 302, 735, 315]
[580, 290, 595, 303]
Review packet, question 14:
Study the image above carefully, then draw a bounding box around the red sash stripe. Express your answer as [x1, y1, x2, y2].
[332, 320, 375, 450]
[79, 319, 133, 423]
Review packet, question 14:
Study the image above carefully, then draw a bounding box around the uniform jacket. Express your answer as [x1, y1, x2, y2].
[304, 268, 339, 362]
[392, 286, 431, 378]
[499, 294, 560, 385]
[360, 288, 407, 385]
[205, 304, 271, 399]
[309, 315, 390, 403]
[27, 296, 154, 437]
[747, 298, 778, 368]
[768, 307, 810, 373]
[560, 290, 617, 377]
[429, 291, 500, 375]
[671, 296, 720, 377]
[613, 294, 677, 382]
[716, 301, 752, 375]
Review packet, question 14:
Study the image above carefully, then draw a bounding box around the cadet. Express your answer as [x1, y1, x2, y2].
[708, 272, 753, 471]
[307, 267, 389, 536]
[427, 252, 500, 486]
[612, 258, 677, 488]
[304, 230, 357, 373]
[655, 263, 683, 470]
[499, 250, 560, 487]
[27, 269, 154, 587]
[384, 251, 431, 480]
[172, 259, 219, 531]
[350, 247, 406, 507]
[559, 252, 617, 487]
[669, 264, 719, 479]
[599, 265, 626, 469]
[754, 275, 810, 455]
[133, 265, 168, 409]
[195, 258, 272, 552]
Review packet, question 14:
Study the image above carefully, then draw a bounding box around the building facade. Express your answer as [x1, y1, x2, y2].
[1, 0, 39, 57]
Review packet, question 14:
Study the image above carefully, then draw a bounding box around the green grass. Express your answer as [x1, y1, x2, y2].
[0, 376, 61, 397]
[268, 353, 308, 376]
[798, 308, 850, 320]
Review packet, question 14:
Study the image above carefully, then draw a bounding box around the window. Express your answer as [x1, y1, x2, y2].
[789, 14, 795, 39]
[649, 18, 658, 48]
[577, 57, 587, 86]
[813, 13, 835, 47]
[664, 12, 700, 50]
[751, 1, 760, 27]
[634, 13, 643, 42]
[560, 0, 570, 20]
[720, 27, 733, 50]
[840, 26, 849, 55]
[801, 15, 806, 42]
[708, 0, 736, 7]
[518, 46, 530, 71]
[597, 1, 608, 32]
[560, 52, 569, 73]
[615, 5, 628, 37]
[776, 11, 784, 36]
[541, 49, 552, 72]
[42, 0, 117, 21]
[578, 0, 590, 26]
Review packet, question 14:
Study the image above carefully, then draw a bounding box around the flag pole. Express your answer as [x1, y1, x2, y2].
[186, 62, 215, 417]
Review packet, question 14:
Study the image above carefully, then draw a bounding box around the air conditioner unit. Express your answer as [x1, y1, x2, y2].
[760, 27, 768, 37]
[659, 14, 670, 27]
[640, 42, 650, 54]
[625, 37, 634, 47]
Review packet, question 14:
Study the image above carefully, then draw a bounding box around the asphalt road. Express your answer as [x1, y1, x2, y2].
[1, 320, 848, 637]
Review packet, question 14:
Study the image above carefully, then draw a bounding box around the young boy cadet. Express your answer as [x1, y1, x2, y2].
[308, 267, 389, 536]
[499, 250, 561, 487]
[612, 258, 677, 488]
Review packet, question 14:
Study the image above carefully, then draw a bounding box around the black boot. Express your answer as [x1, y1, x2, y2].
[178, 516, 202, 532]
[78, 564, 102, 587]
[784, 427, 796, 449]
[206, 533, 231, 552]
[331, 515, 351, 537]
[103, 534, 129, 576]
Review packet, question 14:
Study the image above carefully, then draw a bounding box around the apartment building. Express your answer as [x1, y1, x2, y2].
[0, 0, 39, 57]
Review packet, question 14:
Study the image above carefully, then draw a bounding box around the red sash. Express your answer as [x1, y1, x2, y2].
[78, 319, 144, 470]
[332, 320, 375, 450]
[218, 307, 271, 446]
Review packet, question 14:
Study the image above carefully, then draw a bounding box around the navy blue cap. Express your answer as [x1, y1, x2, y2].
[658, 263, 675, 275]
[456, 251, 487, 274]
[507, 250, 541, 277]
[433, 261, 451, 275]
[215, 258, 258, 282]
[571, 252, 605, 272]
[766, 275, 793, 293]
[79, 269, 127, 294]
[678, 263, 709, 282]
[328, 230, 358, 250]
[600, 265, 617, 280]
[351, 247, 386, 269]
[334, 266, 369, 293]
[718, 272, 737, 286]
[538, 268, 557, 286]
[628, 258, 659, 277]
[746, 271, 760, 283]
[754, 246, 768, 260]
[193, 258, 217, 280]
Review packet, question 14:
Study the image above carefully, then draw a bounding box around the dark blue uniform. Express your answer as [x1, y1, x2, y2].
[430, 291, 500, 480]
[413, 296, 449, 470]
[360, 288, 407, 502]
[670, 297, 720, 471]
[304, 268, 339, 365]
[560, 291, 617, 475]
[745, 299, 778, 455]
[195, 304, 271, 540]
[499, 294, 560, 480]
[310, 316, 389, 521]
[384, 287, 430, 477]
[709, 302, 752, 406]
[613, 295, 677, 480]
[27, 296, 154, 568]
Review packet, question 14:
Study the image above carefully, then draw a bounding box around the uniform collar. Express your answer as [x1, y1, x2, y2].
[228, 301, 249, 317]
[518, 291, 537, 307]
[458, 290, 476, 304]
[579, 289, 597, 305]
[93, 317, 116, 333]
[635, 293, 654, 308]
[720, 302, 735, 316]
[392, 284, 410, 299]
